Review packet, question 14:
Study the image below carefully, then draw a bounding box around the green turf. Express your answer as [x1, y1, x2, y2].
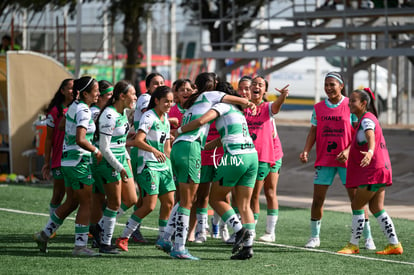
[0, 183, 413, 274]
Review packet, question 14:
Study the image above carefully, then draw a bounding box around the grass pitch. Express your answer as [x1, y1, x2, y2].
[0, 183, 413, 274]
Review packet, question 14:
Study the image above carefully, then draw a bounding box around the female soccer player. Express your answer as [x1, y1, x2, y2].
[175, 81, 259, 259]
[34, 76, 102, 256]
[156, 72, 256, 260]
[338, 88, 402, 255]
[246, 76, 288, 242]
[130, 72, 166, 243]
[300, 72, 375, 250]
[93, 80, 138, 254]
[90, 80, 114, 121]
[116, 86, 175, 252]
[41, 78, 74, 217]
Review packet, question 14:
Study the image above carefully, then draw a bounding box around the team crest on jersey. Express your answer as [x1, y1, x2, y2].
[106, 113, 112, 119]
[142, 121, 151, 132]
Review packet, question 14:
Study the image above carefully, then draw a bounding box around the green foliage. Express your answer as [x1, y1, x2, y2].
[0, 0, 161, 83]
[0, 0, 77, 17]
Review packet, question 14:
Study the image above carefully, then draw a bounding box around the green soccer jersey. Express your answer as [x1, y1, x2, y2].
[174, 91, 225, 148]
[212, 103, 256, 155]
[61, 100, 96, 167]
[137, 109, 170, 173]
[97, 106, 130, 157]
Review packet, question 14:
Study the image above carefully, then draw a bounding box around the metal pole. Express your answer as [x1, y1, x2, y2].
[103, 11, 109, 60]
[63, 10, 68, 67]
[56, 16, 60, 62]
[11, 12, 14, 49]
[387, 57, 392, 124]
[45, 6, 48, 55]
[146, 15, 152, 74]
[170, 1, 177, 84]
[75, 0, 82, 78]
[22, 10, 27, 50]
[408, 62, 412, 125]
[111, 16, 116, 83]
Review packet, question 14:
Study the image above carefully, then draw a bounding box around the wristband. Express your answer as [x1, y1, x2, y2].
[177, 127, 183, 135]
[93, 148, 99, 155]
[368, 149, 374, 155]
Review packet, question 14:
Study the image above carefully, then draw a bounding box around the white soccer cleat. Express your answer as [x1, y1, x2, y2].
[305, 237, 320, 248]
[226, 233, 236, 244]
[194, 231, 207, 243]
[259, 232, 275, 242]
[220, 225, 230, 242]
[365, 238, 376, 250]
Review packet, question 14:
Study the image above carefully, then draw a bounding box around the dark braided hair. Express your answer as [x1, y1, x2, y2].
[145, 72, 165, 92]
[147, 86, 172, 110]
[45, 78, 74, 117]
[215, 81, 243, 111]
[352, 88, 378, 118]
[183, 72, 217, 109]
[73, 76, 97, 101]
[94, 80, 133, 141]
[325, 71, 346, 96]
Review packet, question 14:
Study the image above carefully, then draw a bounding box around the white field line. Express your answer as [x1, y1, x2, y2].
[1, 207, 413, 266]
[254, 241, 414, 266]
[0, 207, 160, 231]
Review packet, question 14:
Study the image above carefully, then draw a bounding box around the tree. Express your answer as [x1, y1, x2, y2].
[1, 0, 158, 86]
[180, 0, 267, 79]
[0, 1, 78, 18]
[106, 0, 158, 85]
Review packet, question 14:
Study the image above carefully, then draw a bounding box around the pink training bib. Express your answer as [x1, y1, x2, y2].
[245, 102, 276, 165]
[49, 106, 67, 168]
[168, 103, 185, 130]
[314, 97, 353, 168]
[346, 112, 392, 188]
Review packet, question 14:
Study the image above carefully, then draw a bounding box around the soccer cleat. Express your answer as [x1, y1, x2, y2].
[116, 237, 129, 252]
[155, 238, 173, 253]
[220, 224, 230, 242]
[194, 231, 207, 243]
[232, 228, 251, 254]
[259, 232, 275, 242]
[226, 233, 236, 245]
[99, 244, 120, 254]
[130, 227, 148, 243]
[210, 218, 219, 239]
[338, 243, 360, 254]
[72, 246, 100, 257]
[231, 246, 253, 260]
[376, 243, 403, 255]
[89, 224, 102, 248]
[304, 237, 320, 248]
[364, 238, 376, 250]
[170, 248, 200, 260]
[92, 240, 99, 248]
[33, 231, 48, 253]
